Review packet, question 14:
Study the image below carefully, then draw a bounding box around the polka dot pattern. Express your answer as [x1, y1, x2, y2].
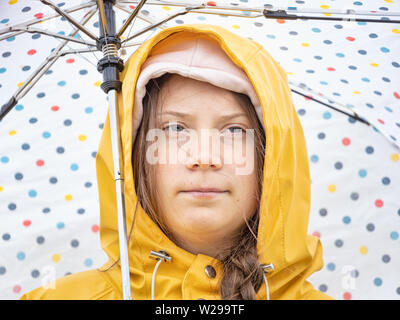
[0, 0, 399, 300]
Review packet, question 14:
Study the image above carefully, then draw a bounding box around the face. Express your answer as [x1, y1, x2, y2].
[149, 74, 259, 257]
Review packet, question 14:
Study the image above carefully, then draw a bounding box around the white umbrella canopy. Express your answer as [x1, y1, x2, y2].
[0, 0, 399, 300]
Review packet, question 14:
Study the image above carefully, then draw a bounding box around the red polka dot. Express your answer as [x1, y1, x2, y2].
[343, 292, 352, 300]
[34, 13, 43, 19]
[304, 95, 312, 101]
[13, 285, 21, 294]
[27, 49, 36, 55]
[377, 119, 385, 125]
[36, 160, 45, 167]
[346, 36, 355, 41]
[342, 137, 351, 146]
[51, 105, 59, 112]
[129, 5, 135, 9]
[91, 224, 99, 233]
[23, 220, 31, 227]
[375, 199, 384, 208]
[394, 92, 400, 100]
[66, 58, 75, 64]
[312, 231, 321, 238]
[327, 67, 336, 71]
[207, 1, 216, 6]
[277, 19, 286, 24]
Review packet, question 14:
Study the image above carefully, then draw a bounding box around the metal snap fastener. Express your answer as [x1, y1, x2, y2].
[205, 265, 216, 278]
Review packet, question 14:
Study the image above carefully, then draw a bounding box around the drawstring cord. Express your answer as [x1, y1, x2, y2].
[261, 263, 275, 300]
[149, 250, 171, 300]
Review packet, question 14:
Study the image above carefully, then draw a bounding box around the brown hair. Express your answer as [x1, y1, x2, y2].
[131, 73, 266, 299]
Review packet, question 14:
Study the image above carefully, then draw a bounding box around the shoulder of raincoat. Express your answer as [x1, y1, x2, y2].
[20, 23, 333, 300]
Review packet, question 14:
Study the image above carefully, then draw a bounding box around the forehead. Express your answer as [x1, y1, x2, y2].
[158, 74, 246, 115]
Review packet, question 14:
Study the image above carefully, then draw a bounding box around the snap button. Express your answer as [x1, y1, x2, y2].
[205, 265, 216, 278]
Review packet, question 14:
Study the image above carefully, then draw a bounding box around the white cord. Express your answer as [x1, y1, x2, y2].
[151, 259, 163, 300]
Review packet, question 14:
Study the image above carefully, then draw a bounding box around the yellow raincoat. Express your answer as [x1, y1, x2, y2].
[21, 24, 332, 300]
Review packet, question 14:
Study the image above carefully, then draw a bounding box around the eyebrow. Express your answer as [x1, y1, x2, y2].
[159, 110, 248, 121]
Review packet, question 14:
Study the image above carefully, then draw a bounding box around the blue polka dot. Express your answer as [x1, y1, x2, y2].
[28, 190, 37, 198]
[197, 16, 206, 21]
[79, 69, 88, 75]
[358, 169, 367, 178]
[70, 163, 79, 171]
[8, 203, 16, 211]
[365, 146, 374, 154]
[57, 222, 65, 229]
[361, 77, 370, 82]
[373, 278, 382, 286]
[84, 182, 92, 188]
[85, 107, 93, 114]
[57, 80, 66, 86]
[323, 112, 331, 120]
[336, 53, 345, 58]
[42, 131, 51, 139]
[381, 47, 390, 53]
[15, 104, 24, 111]
[6, 36, 15, 42]
[71, 93, 80, 99]
[1, 18, 9, 24]
[84, 258, 93, 267]
[320, 81, 328, 85]
[32, 34, 41, 40]
[21, 143, 30, 150]
[77, 208, 85, 214]
[0, 68, 6, 74]
[22, 65, 31, 71]
[266, 34, 276, 39]
[37, 92, 45, 98]
[327, 263, 335, 271]
[17, 252, 26, 260]
[310, 155, 319, 163]
[369, 33, 378, 38]
[2, 233, 11, 241]
[1, 156, 9, 163]
[64, 119, 72, 126]
[343, 216, 351, 224]
[312, 27, 321, 33]
[42, 207, 50, 214]
[390, 231, 399, 240]
[358, 50, 367, 55]
[382, 177, 390, 185]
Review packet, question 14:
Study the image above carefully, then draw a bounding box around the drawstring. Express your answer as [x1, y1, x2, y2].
[149, 250, 171, 300]
[261, 263, 275, 300]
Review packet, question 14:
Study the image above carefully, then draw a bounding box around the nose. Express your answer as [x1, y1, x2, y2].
[185, 129, 222, 170]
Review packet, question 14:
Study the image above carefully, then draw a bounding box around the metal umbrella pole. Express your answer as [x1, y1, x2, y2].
[96, 0, 133, 300]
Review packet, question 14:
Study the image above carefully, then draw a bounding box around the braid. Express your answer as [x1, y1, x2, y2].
[219, 212, 264, 300]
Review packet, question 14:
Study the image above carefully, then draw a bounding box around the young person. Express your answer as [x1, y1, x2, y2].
[21, 24, 332, 300]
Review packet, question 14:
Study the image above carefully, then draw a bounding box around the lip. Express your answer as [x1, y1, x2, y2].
[180, 188, 228, 199]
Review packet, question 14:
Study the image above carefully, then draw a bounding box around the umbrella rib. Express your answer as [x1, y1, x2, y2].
[39, 0, 98, 41]
[114, 4, 167, 30]
[0, 26, 97, 46]
[117, 0, 148, 38]
[121, 6, 203, 44]
[0, 2, 96, 36]
[0, 7, 98, 122]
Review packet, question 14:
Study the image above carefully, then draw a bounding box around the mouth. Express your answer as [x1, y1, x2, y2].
[180, 188, 229, 199]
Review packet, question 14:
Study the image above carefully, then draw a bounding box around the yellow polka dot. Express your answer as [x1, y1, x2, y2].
[65, 194, 73, 201]
[320, 5, 330, 9]
[8, 0, 18, 4]
[391, 153, 399, 162]
[232, 25, 240, 29]
[286, 72, 294, 76]
[359, 246, 368, 255]
[323, 13, 332, 16]
[328, 184, 336, 193]
[301, 42, 310, 47]
[17, 82, 24, 87]
[9, 130, 17, 136]
[0, 186, 3, 192]
[162, 6, 171, 10]
[93, 81, 101, 87]
[78, 134, 87, 141]
[353, 91, 361, 95]
[392, 29, 400, 34]
[385, 0, 393, 3]
[370, 63, 379, 67]
[52, 254, 60, 263]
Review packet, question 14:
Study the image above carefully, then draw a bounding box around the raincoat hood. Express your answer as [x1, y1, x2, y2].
[21, 23, 331, 300]
[96, 23, 329, 300]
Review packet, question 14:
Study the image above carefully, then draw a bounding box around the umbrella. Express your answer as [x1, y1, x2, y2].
[0, 0, 399, 300]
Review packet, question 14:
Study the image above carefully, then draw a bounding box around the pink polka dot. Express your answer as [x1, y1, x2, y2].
[312, 231, 321, 238]
[13, 285, 21, 294]
[346, 36, 355, 42]
[375, 199, 384, 208]
[377, 119, 385, 125]
[91, 224, 99, 233]
[66, 58, 75, 64]
[327, 67, 336, 72]
[51, 105, 59, 112]
[23, 220, 31, 227]
[394, 92, 400, 100]
[343, 292, 352, 300]
[36, 159, 44, 167]
[34, 13, 43, 19]
[27, 49, 36, 55]
[342, 137, 351, 146]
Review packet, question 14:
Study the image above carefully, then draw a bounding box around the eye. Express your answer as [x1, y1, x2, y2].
[224, 126, 246, 135]
[163, 122, 185, 133]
